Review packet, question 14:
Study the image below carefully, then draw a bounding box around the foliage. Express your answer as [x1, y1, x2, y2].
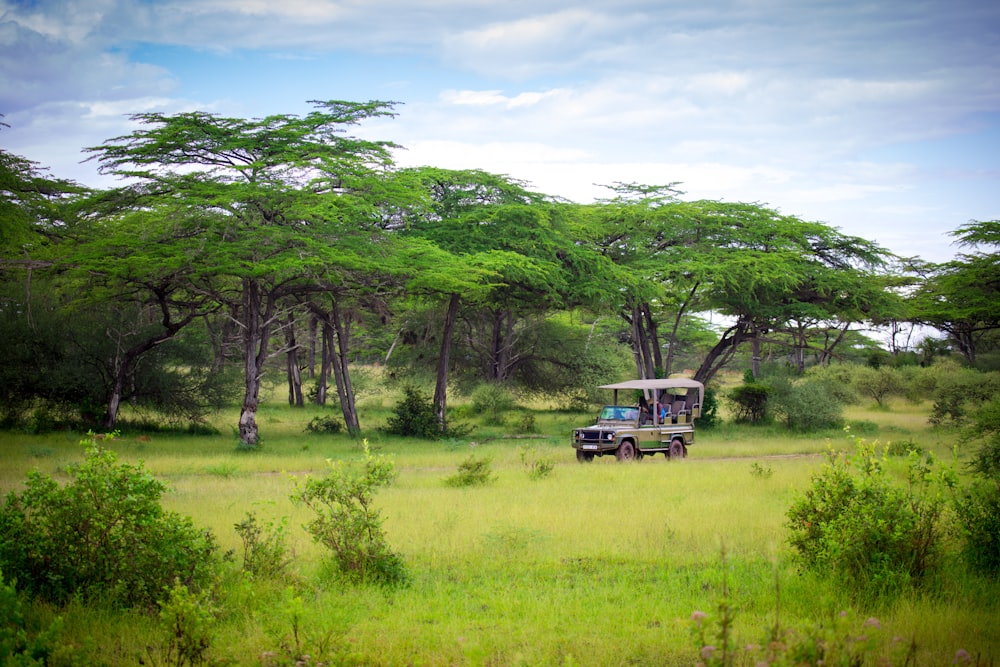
[728, 382, 770, 424]
[519, 446, 555, 481]
[234, 512, 292, 580]
[304, 415, 343, 434]
[384, 385, 443, 439]
[768, 376, 844, 431]
[469, 383, 517, 425]
[853, 365, 905, 407]
[0, 569, 95, 666]
[292, 440, 407, 586]
[0, 288, 236, 430]
[0, 434, 221, 608]
[786, 432, 951, 602]
[954, 482, 1000, 576]
[803, 363, 861, 404]
[908, 220, 1000, 365]
[953, 396, 1000, 575]
[697, 387, 720, 428]
[444, 454, 496, 487]
[927, 366, 1000, 426]
[159, 579, 215, 667]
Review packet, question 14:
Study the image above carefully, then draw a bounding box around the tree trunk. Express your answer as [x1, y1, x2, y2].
[632, 305, 654, 379]
[238, 279, 274, 448]
[642, 303, 663, 375]
[820, 323, 851, 365]
[285, 314, 304, 407]
[328, 301, 360, 436]
[102, 296, 197, 430]
[695, 320, 751, 386]
[750, 332, 762, 379]
[433, 293, 460, 431]
[665, 282, 699, 378]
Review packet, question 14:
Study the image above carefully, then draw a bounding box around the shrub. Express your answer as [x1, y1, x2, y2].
[384, 385, 442, 439]
[519, 446, 555, 481]
[853, 366, 904, 407]
[804, 363, 862, 404]
[159, 579, 215, 667]
[469, 383, 517, 425]
[953, 396, 1000, 575]
[0, 569, 94, 665]
[769, 378, 844, 431]
[0, 434, 221, 608]
[234, 511, 291, 579]
[292, 440, 407, 586]
[445, 455, 496, 487]
[305, 415, 343, 434]
[927, 366, 1000, 427]
[954, 482, 1000, 575]
[698, 387, 720, 428]
[728, 383, 770, 424]
[785, 432, 949, 603]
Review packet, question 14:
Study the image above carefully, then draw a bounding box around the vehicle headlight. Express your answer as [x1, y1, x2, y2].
[606, 432, 615, 440]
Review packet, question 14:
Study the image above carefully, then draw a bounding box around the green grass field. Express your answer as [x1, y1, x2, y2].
[1, 394, 997, 666]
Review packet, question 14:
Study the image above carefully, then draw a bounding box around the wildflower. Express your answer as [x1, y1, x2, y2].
[954, 649, 972, 665]
[701, 645, 716, 660]
[864, 617, 881, 630]
[691, 610, 707, 624]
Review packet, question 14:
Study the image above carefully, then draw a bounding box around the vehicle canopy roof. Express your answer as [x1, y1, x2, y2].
[599, 378, 704, 405]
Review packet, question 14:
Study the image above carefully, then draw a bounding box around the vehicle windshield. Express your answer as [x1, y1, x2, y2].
[600, 406, 639, 421]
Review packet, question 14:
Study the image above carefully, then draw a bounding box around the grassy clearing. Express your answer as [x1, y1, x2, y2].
[1, 394, 997, 665]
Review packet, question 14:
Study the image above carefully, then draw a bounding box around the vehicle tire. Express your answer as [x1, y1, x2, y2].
[615, 441, 636, 462]
[635, 449, 645, 461]
[576, 450, 594, 463]
[669, 438, 685, 460]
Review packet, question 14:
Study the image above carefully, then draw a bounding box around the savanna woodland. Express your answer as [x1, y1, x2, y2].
[1, 103, 998, 666]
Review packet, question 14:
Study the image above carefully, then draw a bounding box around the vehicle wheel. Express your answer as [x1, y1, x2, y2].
[669, 438, 685, 460]
[615, 441, 636, 462]
[635, 449, 645, 461]
[576, 450, 594, 463]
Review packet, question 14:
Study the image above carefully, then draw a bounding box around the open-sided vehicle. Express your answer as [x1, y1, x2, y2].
[571, 378, 705, 462]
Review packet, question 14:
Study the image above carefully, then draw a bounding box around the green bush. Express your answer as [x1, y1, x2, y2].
[853, 366, 904, 407]
[786, 433, 949, 603]
[804, 363, 862, 404]
[305, 415, 343, 434]
[519, 446, 554, 481]
[0, 569, 94, 666]
[292, 440, 407, 586]
[926, 365, 1000, 426]
[445, 455, 496, 487]
[159, 579, 215, 667]
[384, 385, 442, 439]
[954, 397, 1000, 575]
[234, 512, 291, 579]
[470, 383, 517, 425]
[954, 482, 1000, 576]
[697, 387, 720, 428]
[770, 378, 844, 431]
[727, 383, 770, 424]
[0, 434, 221, 608]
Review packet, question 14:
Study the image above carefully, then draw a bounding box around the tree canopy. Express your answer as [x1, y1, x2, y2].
[1, 101, 991, 440]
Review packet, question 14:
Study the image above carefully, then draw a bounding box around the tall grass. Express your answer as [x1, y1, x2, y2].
[1, 393, 997, 665]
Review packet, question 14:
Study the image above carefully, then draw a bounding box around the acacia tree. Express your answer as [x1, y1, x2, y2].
[398, 168, 553, 425]
[87, 101, 406, 446]
[909, 220, 1000, 365]
[589, 191, 892, 384]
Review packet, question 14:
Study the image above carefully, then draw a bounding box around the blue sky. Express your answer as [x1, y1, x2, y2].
[1, 0, 998, 263]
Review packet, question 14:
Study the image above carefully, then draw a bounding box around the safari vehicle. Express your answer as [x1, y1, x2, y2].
[572, 378, 704, 462]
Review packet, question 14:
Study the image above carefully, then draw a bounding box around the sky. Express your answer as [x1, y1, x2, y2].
[1, 0, 998, 264]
